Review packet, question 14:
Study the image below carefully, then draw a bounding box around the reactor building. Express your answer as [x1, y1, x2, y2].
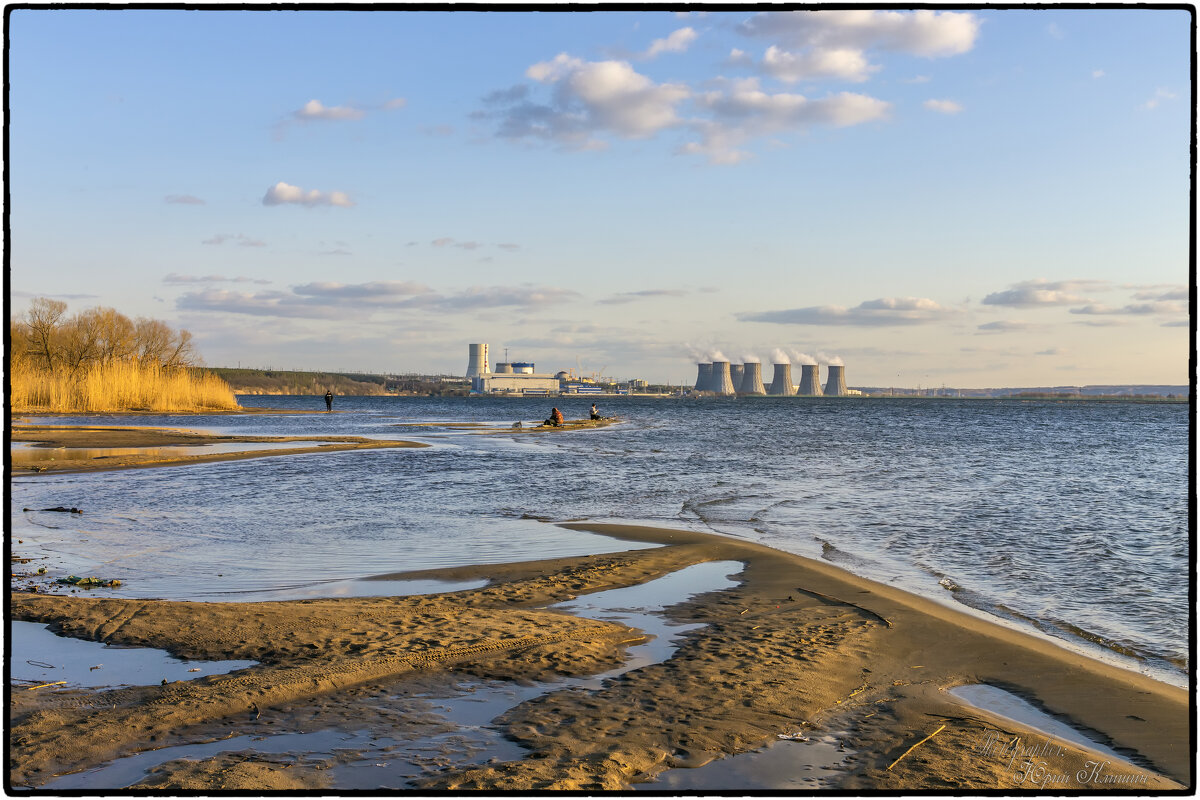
[466, 343, 491, 379]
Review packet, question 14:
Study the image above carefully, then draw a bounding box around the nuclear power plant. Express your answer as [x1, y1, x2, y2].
[739, 362, 766, 395]
[690, 358, 853, 397]
[768, 363, 794, 396]
[798, 364, 822, 396]
[466, 342, 855, 397]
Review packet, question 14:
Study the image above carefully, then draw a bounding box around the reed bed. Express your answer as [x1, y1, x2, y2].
[10, 360, 241, 413]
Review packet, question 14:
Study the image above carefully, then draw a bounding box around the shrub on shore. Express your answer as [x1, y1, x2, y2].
[10, 298, 240, 413]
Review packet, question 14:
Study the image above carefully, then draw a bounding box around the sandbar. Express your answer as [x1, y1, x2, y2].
[8, 518, 1188, 791]
[9, 424, 427, 476]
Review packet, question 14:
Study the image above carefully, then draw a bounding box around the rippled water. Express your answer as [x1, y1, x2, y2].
[10, 395, 1189, 685]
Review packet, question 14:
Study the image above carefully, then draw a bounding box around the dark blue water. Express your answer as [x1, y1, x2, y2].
[10, 395, 1189, 685]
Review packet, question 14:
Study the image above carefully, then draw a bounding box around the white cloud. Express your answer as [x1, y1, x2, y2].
[977, 320, 1034, 333]
[684, 82, 890, 163]
[738, 10, 982, 58]
[202, 233, 266, 247]
[760, 44, 877, 83]
[1144, 88, 1176, 109]
[1092, 69, 1105, 79]
[739, 296, 958, 326]
[483, 54, 689, 150]
[531, 55, 690, 138]
[982, 279, 1109, 307]
[164, 273, 270, 285]
[1070, 301, 1187, 316]
[295, 99, 365, 121]
[164, 194, 205, 205]
[177, 281, 579, 319]
[1132, 287, 1187, 302]
[923, 98, 963, 114]
[643, 27, 698, 59]
[262, 182, 354, 208]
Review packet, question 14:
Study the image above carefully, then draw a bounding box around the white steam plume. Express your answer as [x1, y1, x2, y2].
[790, 350, 817, 365]
[741, 353, 761, 363]
[817, 351, 844, 366]
[770, 348, 790, 364]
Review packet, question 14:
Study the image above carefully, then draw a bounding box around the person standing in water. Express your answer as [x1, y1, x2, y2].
[325, 390, 334, 412]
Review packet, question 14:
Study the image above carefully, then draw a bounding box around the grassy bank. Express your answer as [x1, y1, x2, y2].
[10, 361, 240, 413]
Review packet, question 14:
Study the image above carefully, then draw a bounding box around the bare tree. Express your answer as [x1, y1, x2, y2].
[86, 307, 137, 365]
[15, 297, 201, 373]
[22, 297, 67, 370]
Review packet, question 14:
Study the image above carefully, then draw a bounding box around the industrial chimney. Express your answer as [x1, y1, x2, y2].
[768, 363, 794, 396]
[823, 365, 848, 396]
[466, 343, 490, 379]
[798, 364, 821, 395]
[739, 362, 766, 394]
[729, 364, 744, 389]
[694, 363, 713, 392]
[711, 361, 736, 395]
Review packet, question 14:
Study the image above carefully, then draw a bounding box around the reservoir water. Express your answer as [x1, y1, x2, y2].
[10, 395, 1189, 686]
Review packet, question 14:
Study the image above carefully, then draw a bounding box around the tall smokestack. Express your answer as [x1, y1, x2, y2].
[694, 363, 713, 392]
[739, 362, 765, 394]
[768, 363, 794, 396]
[711, 361, 736, 395]
[798, 364, 821, 395]
[729, 364, 744, 388]
[823, 365, 848, 396]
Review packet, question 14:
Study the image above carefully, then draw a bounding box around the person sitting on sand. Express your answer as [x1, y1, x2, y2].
[590, 403, 601, 421]
[545, 407, 564, 427]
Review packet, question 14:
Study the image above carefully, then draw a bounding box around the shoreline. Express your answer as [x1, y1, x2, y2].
[7, 421, 1189, 790]
[8, 517, 1189, 790]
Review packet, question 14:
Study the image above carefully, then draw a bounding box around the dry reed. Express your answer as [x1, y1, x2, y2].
[10, 360, 240, 413]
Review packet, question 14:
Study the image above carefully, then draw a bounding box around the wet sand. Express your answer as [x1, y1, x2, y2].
[6, 426, 1190, 791]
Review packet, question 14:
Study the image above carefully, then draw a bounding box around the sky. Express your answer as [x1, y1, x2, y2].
[7, 6, 1193, 388]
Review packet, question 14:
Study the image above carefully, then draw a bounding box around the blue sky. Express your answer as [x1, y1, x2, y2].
[8, 7, 1192, 387]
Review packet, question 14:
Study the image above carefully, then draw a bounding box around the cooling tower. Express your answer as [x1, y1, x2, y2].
[798, 364, 821, 395]
[768, 363, 794, 396]
[694, 363, 713, 391]
[466, 343, 490, 379]
[711, 361, 736, 395]
[823, 365, 848, 396]
[495, 362, 514, 374]
[739, 362, 766, 394]
[729, 364, 744, 388]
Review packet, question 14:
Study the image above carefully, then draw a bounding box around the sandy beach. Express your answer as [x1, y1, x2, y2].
[7, 426, 1191, 791]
